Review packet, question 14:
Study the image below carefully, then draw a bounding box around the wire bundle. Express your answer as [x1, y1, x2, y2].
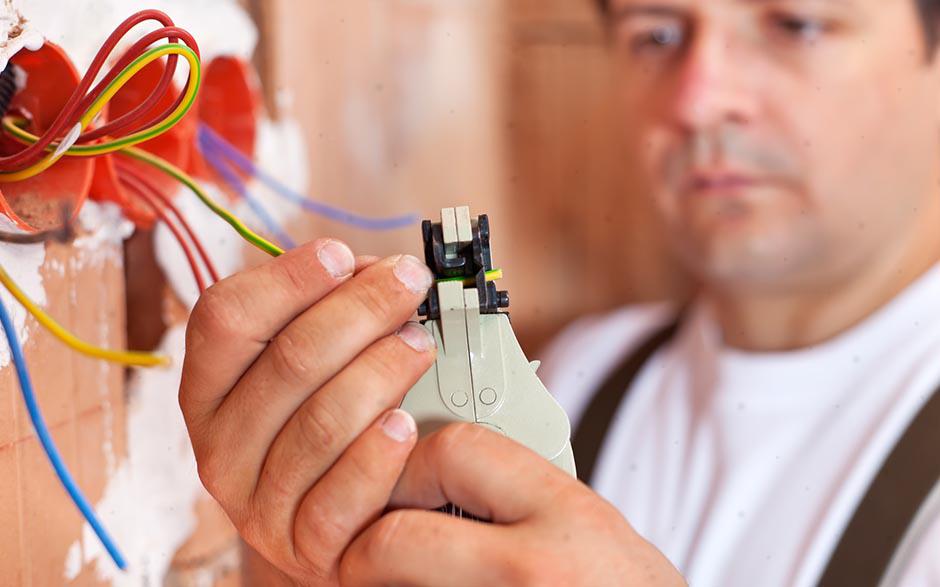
[197, 124, 420, 231]
[0, 10, 200, 183]
[197, 140, 298, 250]
[0, 10, 206, 571]
[0, 10, 432, 570]
[116, 159, 220, 292]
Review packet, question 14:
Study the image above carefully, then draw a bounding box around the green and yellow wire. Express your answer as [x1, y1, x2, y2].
[438, 269, 504, 286]
[0, 264, 169, 367]
[1, 40, 282, 259]
[0, 36, 507, 374]
[3, 117, 285, 257]
[120, 146, 285, 256]
[0, 43, 200, 182]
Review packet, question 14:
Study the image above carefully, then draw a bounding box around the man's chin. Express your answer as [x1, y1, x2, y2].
[676, 237, 817, 291]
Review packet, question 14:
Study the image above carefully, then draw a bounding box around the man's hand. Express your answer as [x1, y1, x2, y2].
[340, 423, 687, 587]
[179, 239, 437, 584]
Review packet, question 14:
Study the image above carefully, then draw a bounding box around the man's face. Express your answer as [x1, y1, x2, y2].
[610, 0, 940, 293]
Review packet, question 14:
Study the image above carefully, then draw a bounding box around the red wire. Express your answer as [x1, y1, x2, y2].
[0, 10, 176, 170]
[118, 172, 207, 293]
[0, 11, 202, 170]
[79, 25, 200, 141]
[115, 160, 220, 284]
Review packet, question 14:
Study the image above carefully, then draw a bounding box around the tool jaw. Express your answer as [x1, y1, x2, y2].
[402, 206, 576, 476]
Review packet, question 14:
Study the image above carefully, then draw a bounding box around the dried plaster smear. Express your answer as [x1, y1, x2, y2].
[0, 0, 310, 584]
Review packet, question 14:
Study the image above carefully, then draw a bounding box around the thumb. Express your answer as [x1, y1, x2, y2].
[389, 422, 573, 523]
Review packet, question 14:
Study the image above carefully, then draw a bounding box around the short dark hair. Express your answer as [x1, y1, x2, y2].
[594, 0, 940, 54]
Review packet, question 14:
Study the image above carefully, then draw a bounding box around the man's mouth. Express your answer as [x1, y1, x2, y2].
[684, 170, 763, 196]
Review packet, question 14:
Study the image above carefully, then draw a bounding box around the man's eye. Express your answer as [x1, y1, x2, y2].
[631, 24, 685, 55]
[771, 14, 829, 43]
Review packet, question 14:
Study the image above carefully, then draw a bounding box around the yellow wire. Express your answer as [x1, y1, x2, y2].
[120, 146, 285, 256]
[2, 120, 285, 258]
[0, 44, 200, 182]
[438, 268, 504, 286]
[0, 264, 169, 368]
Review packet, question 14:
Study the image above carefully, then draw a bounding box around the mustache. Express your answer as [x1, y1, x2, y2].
[663, 129, 803, 187]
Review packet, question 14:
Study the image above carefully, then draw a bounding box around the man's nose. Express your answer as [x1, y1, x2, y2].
[667, 27, 758, 132]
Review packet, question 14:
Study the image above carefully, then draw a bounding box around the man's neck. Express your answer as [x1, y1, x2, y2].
[706, 211, 940, 352]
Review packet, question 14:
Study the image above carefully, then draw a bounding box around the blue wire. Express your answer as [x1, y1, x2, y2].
[0, 296, 126, 570]
[199, 142, 298, 250]
[197, 124, 419, 231]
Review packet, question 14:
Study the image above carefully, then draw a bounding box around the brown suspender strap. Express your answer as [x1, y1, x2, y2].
[817, 387, 940, 586]
[571, 318, 940, 585]
[571, 321, 680, 485]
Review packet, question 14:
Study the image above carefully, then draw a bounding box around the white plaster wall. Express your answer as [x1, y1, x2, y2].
[0, 0, 309, 583]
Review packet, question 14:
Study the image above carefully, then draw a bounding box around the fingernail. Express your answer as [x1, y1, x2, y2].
[381, 409, 416, 442]
[317, 240, 355, 278]
[397, 322, 436, 352]
[393, 255, 433, 294]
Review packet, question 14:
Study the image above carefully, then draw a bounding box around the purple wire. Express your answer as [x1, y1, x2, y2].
[199, 141, 298, 249]
[198, 124, 418, 231]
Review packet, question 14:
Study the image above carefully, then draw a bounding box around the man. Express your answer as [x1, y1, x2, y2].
[178, 0, 940, 584]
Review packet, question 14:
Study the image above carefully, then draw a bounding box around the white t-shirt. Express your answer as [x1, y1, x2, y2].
[539, 265, 940, 587]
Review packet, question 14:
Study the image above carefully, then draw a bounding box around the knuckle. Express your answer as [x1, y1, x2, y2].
[239, 507, 302, 578]
[195, 445, 227, 500]
[342, 438, 383, 482]
[363, 510, 408, 563]
[294, 502, 347, 569]
[430, 422, 481, 459]
[272, 252, 318, 296]
[346, 277, 398, 324]
[294, 395, 346, 454]
[357, 343, 409, 389]
[255, 459, 297, 511]
[190, 284, 248, 342]
[268, 328, 324, 386]
[495, 547, 556, 587]
[194, 440, 244, 522]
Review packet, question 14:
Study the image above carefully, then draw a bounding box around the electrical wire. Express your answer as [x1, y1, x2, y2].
[0, 294, 126, 569]
[0, 263, 169, 367]
[114, 161, 220, 283]
[2, 119, 285, 258]
[0, 43, 201, 182]
[199, 139, 297, 249]
[120, 147, 285, 256]
[118, 172, 208, 292]
[0, 10, 197, 171]
[197, 125, 419, 231]
[438, 269, 504, 286]
[78, 26, 199, 142]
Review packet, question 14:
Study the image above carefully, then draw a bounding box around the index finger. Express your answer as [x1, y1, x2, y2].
[390, 423, 575, 523]
[180, 238, 359, 430]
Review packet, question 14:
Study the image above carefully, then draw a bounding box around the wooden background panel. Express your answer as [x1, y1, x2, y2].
[248, 0, 688, 351]
[502, 0, 688, 350]
[250, 0, 507, 259]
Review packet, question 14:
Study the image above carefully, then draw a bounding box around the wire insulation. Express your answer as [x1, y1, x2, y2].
[198, 125, 418, 231]
[119, 173, 207, 292]
[0, 10, 188, 171]
[0, 43, 201, 182]
[114, 161, 220, 283]
[437, 269, 504, 286]
[0, 264, 169, 367]
[121, 147, 285, 256]
[0, 294, 127, 569]
[199, 140, 297, 249]
[2, 121, 284, 257]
